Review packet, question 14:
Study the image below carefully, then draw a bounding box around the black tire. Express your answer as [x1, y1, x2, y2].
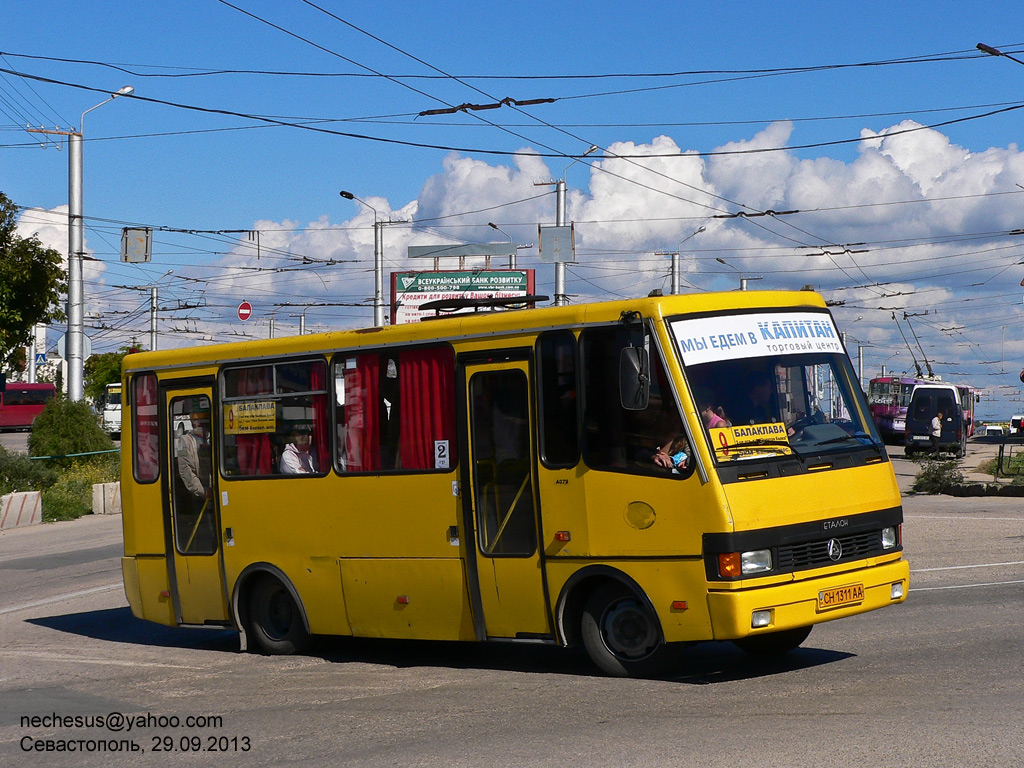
[733, 625, 812, 656]
[246, 575, 311, 655]
[581, 583, 678, 677]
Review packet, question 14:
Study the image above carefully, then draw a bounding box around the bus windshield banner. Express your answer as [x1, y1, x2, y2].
[670, 311, 843, 366]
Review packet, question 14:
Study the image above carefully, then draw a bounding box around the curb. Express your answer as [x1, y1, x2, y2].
[0, 491, 43, 529]
[92, 482, 122, 515]
[944, 483, 1024, 497]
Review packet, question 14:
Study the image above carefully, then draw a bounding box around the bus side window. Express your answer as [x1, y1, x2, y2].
[334, 345, 457, 474]
[221, 360, 329, 477]
[537, 330, 579, 468]
[132, 373, 160, 483]
[580, 326, 687, 476]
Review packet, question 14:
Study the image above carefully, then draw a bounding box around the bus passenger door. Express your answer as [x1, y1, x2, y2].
[164, 387, 230, 625]
[463, 361, 550, 639]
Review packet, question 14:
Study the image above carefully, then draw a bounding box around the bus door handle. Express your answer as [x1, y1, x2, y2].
[225, 527, 235, 546]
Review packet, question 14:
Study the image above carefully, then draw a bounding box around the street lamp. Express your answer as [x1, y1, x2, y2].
[977, 42, 1024, 67]
[66, 85, 133, 401]
[672, 225, 705, 294]
[340, 190, 385, 328]
[487, 222, 516, 269]
[715, 257, 761, 291]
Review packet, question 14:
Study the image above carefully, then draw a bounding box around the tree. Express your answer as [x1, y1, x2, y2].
[0, 192, 67, 369]
[28, 397, 114, 468]
[84, 345, 141, 401]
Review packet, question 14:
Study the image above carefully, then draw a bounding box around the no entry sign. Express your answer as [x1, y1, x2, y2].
[237, 301, 253, 321]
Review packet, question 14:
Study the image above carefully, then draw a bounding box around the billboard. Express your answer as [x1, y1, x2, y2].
[391, 269, 535, 324]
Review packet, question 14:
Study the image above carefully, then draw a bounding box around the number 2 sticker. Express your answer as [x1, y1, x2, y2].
[434, 440, 450, 469]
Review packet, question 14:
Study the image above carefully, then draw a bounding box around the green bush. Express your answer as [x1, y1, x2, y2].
[28, 397, 114, 468]
[40, 455, 120, 522]
[0, 445, 57, 495]
[911, 458, 965, 494]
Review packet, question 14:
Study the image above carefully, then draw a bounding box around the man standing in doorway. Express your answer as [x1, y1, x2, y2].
[178, 410, 212, 507]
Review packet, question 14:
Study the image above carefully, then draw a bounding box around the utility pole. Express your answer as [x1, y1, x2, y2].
[27, 85, 133, 401]
[150, 286, 158, 351]
[534, 146, 599, 307]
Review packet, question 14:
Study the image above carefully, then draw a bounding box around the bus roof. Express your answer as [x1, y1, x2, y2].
[122, 289, 827, 373]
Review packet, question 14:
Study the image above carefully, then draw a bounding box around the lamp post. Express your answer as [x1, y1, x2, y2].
[672, 225, 705, 294]
[715, 257, 761, 291]
[340, 190, 385, 328]
[62, 85, 133, 401]
[487, 222, 516, 269]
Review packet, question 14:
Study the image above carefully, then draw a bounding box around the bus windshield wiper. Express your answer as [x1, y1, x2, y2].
[813, 432, 883, 454]
[725, 439, 805, 463]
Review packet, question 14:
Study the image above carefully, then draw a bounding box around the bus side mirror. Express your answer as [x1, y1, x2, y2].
[619, 347, 650, 410]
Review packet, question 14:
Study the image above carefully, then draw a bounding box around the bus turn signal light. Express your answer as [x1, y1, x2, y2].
[718, 552, 742, 578]
[555, 531, 571, 542]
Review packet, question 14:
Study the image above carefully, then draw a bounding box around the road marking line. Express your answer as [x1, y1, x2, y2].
[904, 514, 1023, 522]
[911, 560, 1024, 573]
[0, 583, 122, 616]
[0, 650, 203, 669]
[911, 579, 1024, 592]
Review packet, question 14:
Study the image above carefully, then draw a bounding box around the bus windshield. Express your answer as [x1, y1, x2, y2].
[670, 310, 882, 464]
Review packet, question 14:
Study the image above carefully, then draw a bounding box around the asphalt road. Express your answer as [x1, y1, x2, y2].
[1, 446, 1022, 766]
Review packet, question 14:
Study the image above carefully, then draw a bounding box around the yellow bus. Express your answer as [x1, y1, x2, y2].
[120, 290, 909, 677]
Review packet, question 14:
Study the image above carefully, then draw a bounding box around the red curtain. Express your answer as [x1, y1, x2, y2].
[345, 355, 380, 472]
[236, 366, 273, 475]
[399, 348, 456, 470]
[310, 362, 329, 472]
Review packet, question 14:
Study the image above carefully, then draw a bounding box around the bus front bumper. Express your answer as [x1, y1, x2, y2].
[706, 558, 910, 640]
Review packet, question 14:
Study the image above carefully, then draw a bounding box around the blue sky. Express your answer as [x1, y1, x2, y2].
[2, 1, 1024, 418]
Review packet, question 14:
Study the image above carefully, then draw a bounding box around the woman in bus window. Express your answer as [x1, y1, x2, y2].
[280, 426, 318, 474]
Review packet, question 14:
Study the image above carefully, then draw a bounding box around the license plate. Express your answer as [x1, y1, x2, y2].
[912, 436, 929, 442]
[818, 584, 865, 610]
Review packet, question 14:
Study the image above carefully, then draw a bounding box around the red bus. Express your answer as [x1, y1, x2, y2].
[0, 382, 56, 430]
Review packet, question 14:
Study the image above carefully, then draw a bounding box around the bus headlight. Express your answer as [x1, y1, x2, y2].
[741, 549, 773, 574]
[881, 526, 898, 550]
[720, 549, 773, 577]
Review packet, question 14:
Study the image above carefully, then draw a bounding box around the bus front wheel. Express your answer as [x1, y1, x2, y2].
[733, 625, 812, 656]
[246, 575, 311, 655]
[581, 583, 678, 677]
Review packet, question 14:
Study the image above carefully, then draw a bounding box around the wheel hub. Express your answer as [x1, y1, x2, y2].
[601, 598, 657, 659]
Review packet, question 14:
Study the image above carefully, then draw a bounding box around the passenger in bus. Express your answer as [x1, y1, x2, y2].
[701, 402, 729, 429]
[653, 434, 690, 472]
[280, 426, 318, 474]
[177, 411, 212, 503]
[739, 370, 776, 425]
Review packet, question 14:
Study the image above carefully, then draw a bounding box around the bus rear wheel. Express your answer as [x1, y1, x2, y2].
[246, 575, 311, 655]
[733, 625, 812, 656]
[581, 583, 677, 677]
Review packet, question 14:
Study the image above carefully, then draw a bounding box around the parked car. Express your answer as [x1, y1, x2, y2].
[984, 424, 1006, 437]
[904, 384, 966, 458]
